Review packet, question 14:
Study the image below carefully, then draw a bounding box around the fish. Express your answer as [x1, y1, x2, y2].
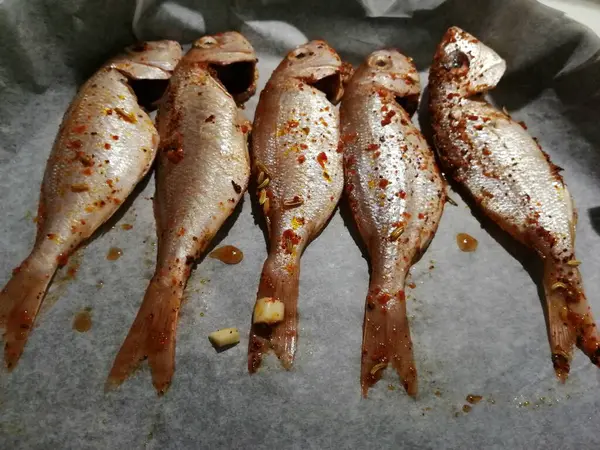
[0, 40, 182, 370]
[107, 31, 257, 394]
[341, 50, 445, 397]
[429, 26, 600, 380]
[248, 41, 350, 372]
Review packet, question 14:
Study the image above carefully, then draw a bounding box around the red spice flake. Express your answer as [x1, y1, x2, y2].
[165, 146, 184, 164]
[297, 155, 306, 164]
[67, 140, 82, 150]
[300, 143, 308, 150]
[288, 119, 299, 128]
[367, 143, 380, 151]
[381, 105, 389, 112]
[397, 190, 406, 199]
[474, 124, 484, 130]
[80, 220, 86, 225]
[177, 227, 186, 237]
[72, 125, 87, 133]
[104, 143, 111, 150]
[377, 293, 392, 305]
[402, 212, 412, 219]
[105, 109, 113, 116]
[111, 135, 119, 141]
[281, 229, 301, 254]
[82, 168, 93, 176]
[56, 253, 69, 266]
[111, 198, 122, 205]
[240, 124, 250, 133]
[378, 179, 389, 189]
[106, 179, 114, 188]
[317, 152, 328, 168]
[408, 282, 416, 289]
[376, 88, 387, 99]
[381, 110, 396, 126]
[205, 114, 216, 123]
[446, 92, 460, 99]
[482, 148, 491, 156]
[467, 114, 478, 121]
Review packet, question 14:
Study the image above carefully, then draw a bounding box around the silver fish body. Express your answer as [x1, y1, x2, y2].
[0, 40, 182, 369]
[248, 40, 349, 372]
[429, 26, 600, 379]
[342, 50, 445, 396]
[108, 32, 257, 394]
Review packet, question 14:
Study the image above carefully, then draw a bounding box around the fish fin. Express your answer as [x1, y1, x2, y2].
[248, 256, 300, 372]
[544, 261, 600, 379]
[107, 277, 183, 395]
[0, 256, 56, 370]
[361, 286, 417, 397]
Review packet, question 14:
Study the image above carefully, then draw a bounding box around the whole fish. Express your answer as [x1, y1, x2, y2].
[341, 50, 445, 396]
[0, 41, 182, 369]
[248, 41, 350, 372]
[108, 32, 257, 394]
[429, 26, 600, 379]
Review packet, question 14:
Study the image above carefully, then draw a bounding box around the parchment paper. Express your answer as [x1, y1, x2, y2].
[2, 0, 600, 448]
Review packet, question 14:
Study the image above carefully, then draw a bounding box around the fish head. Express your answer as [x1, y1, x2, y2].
[353, 49, 421, 116]
[276, 40, 351, 105]
[110, 40, 183, 80]
[189, 31, 258, 104]
[432, 27, 506, 95]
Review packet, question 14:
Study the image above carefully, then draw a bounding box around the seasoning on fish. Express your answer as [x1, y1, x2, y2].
[341, 50, 445, 397]
[248, 41, 350, 372]
[107, 32, 257, 394]
[0, 40, 182, 369]
[429, 26, 600, 380]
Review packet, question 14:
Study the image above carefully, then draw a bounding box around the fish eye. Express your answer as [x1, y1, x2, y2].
[195, 37, 218, 49]
[291, 48, 309, 60]
[369, 56, 390, 69]
[445, 50, 470, 70]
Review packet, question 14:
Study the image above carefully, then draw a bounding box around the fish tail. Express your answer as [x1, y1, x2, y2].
[544, 260, 600, 379]
[361, 281, 417, 398]
[107, 275, 184, 395]
[248, 255, 300, 373]
[0, 254, 57, 370]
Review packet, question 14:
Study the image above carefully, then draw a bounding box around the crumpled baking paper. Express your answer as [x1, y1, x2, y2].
[1, 0, 600, 448]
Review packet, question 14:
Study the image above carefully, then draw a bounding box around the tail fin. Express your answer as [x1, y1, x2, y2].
[107, 276, 184, 394]
[0, 256, 57, 369]
[543, 260, 600, 380]
[361, 284, 417, 397]
[248, 255, 300, 372]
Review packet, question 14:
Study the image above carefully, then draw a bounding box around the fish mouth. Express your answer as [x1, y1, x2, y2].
[307, 69, 345, 105]
[129, 79, 170, 111]
[210, 59, 257, 104]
